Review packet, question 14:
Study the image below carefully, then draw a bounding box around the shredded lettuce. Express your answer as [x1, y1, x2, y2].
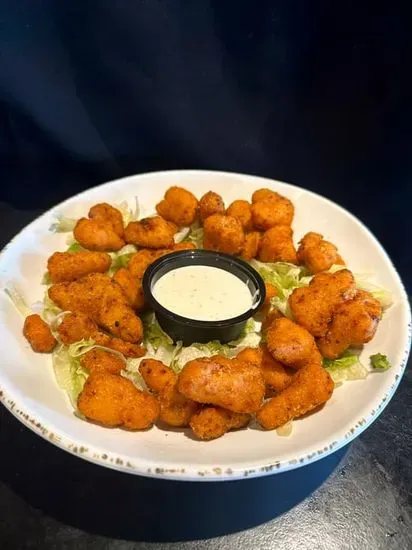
[323, 351, 369, 385]
[174, 227, 191, 243]
[370, 353, 392, 371]
[250, 260, 311, 317]
[121, 369, 147, 390]
[52, 339, 94, 407]
[66, 242, 85, 253]
[183, 222, 204, 248]
[49, 214, 77, 233]
[42, 292, 63, 324]
[109, 244, 138, 273]
[4, 283, 32, 317]
[117, 197, 140, 226]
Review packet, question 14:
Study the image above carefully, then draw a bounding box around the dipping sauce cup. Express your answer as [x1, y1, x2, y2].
[142, 250, 266, 346]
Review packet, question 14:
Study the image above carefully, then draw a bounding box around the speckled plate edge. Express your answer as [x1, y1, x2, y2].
[0, 170, 411, 481]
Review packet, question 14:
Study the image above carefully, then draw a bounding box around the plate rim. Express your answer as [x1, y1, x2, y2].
[1, 169, 411, 481]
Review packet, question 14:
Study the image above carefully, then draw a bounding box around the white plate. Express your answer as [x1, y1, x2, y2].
[0, 170, 410, 481]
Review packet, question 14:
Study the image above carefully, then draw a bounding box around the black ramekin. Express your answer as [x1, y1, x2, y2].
[142, 250, 266, 346]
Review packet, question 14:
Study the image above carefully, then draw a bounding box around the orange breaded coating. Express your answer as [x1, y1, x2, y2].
[251, 193, 294, 230]
[159, 379, 199, 427]
[289, 269, 356, 337]
[318, 290, 382, 359]
[73, 218, 125, 251]
[190, 406, 250, 441]
[264, 282, 277, 304]
[240, 231, 261, 261]
[199, 191, 225, 223]
[297, 232, 344, 274]
[113, 268, 145, 310]
[261, 307, 284, 333]
[203, 214, 245, 255]
[81, 349, 125, 376]
[257, 362, 334, 430]
[57, 312, 98, 344]
[226, 200, 252, 230]
[127, 243, 196, 280]
[139, 359, 197, 427]
[177, 356, 265, 413]
[124, 217, 177, 249]
[78, 373, 159, 430]
[49, 273, 143, 343]
[266, 317, 322, 369]
[23, 314, 56, 353]
[258, 225, 297, 263]
[173, 242, 196, 251]
[252, 188, 280, 203]
[88, 203, 124, 237]
[104, 337, 146, 358]
[156, 186, 198, 227]
[128, 249, 166, 279]
[57, 312, 146, 357]
[237, 346, 293, 394]
[139, 358, 176, 393]
[47, 251, 112, 283]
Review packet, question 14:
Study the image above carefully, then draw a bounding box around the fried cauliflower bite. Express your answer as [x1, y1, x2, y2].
[57, 312, 146, 358]
[156, 186, 198, 227]
[47, 251, 112, 283]
[177, 356, 265, 414]
[78, 373, 159, 430]
[159, 379, 199, 427]
[49, 273, 143, 343]
[252, 188, 280, 203]
[240, 231, 261, 261]
[257, 362, 334, 430]
[73, 218, 125, 251]
[23, 314, 56, 353]
[318, 290, 382, 359]
[297, 232, 344, 274]
[190, 406, 250, 441]
[266, 317, 322, 370]
[289, 269, 356, 337]
[236, 346, 293, 394]
[203, 214, 245, 255]
[113, 268, 145, 310]
[127, 249, 166, 279]
[226, 200, 252, 230]
[139, 359, 176, 393]
[57, 312, 98, 344]
[139, 359, 197, 427]
[81, 349, 125, 376]
[124, 216, 177, 249]
[251, 194, 294, 231]
[199, 191, 225, 223]
[88, 203, 124, 237]
[127, 242, 196, 280]
[258, 225, 297, 263]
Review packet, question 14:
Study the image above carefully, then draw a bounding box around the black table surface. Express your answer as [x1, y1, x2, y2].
[0, 203, 411, 550]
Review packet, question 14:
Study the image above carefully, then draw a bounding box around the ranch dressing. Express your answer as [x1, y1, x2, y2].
[152, 265, 252, 321]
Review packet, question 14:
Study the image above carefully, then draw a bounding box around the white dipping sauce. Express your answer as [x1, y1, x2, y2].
[152, 265, 253, 321]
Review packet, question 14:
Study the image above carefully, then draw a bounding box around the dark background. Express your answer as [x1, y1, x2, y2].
[0, 1, 411, 548]
[0, 1, 411, 290]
